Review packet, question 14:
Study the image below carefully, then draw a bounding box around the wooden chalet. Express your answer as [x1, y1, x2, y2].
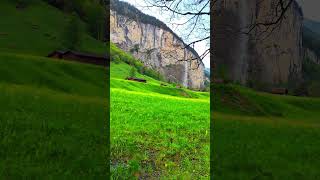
[271, 88, 288, 95]
[126, 77, 147, 83]
[213, 78, 225, 84]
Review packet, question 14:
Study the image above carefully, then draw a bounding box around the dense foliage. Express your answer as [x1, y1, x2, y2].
[301, 58, 320, 97]
[42, 0, 107, 41]
[110, 43, 165, 81]
[303, 26, 320, 57]
[0, 0, 106, 55]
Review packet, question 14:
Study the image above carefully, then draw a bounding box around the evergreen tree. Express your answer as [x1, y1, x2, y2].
[62, 13, 82, 50]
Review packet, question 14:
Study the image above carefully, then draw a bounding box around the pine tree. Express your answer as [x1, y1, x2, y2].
[62, 13, 82, 50]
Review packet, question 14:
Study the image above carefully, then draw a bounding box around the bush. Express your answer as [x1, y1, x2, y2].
[143, 68, 164, 81]
[129, 66, 136, 78]
[292, 81, 309, 96]
[308, 82, 320, 97]
[112, 55, 122, 64]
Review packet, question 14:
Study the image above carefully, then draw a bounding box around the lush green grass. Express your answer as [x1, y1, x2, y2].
[0, 0, 109, 178]
[212, 84, 320, 179]
[0, 53, 108, 178]
[110, 56, 210, 177]
[111, 63, 209, 99]
[0, 0, 106, 55]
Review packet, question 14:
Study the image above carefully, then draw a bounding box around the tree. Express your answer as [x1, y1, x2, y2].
[141, 0, 210, 68]
[85, 1, 107, 41]
[62, 13, 82, 50]
[129, 66, 136, 78]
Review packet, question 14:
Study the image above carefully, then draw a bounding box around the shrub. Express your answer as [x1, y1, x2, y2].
[112, 55, 121, 64]
[308, 81, 320, 97]
[129, 66, 136, 78]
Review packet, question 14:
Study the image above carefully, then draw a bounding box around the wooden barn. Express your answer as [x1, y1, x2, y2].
[47, 50, 108, 67]
[271, 88, 288, 95]
[213, 78, 225, 84]
[126, 77, 147, 83]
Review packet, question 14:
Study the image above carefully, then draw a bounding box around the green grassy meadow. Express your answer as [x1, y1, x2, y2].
[3, 0, 320, 179]
[0, 53, 108, 178]
[213, 84, 320, 179]
[110, 61, 210, 178]
[0, 1, 109, 178]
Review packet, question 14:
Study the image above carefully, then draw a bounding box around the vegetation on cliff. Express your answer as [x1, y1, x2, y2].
[299, 19, 320, 96]
[301, 58, 320, 97]
[303, 19, 320, 56]
[110, 43, 165, 81]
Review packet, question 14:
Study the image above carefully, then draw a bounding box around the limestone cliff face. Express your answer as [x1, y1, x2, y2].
[304, 48, 320, 64]
[110, 10, 205, 89]
[213, 0, 303, 89]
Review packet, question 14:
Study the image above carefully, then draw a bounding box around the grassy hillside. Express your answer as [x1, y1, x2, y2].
[0, 53, 108, 178]
[110, 45, 210, 178]
[0, 0, 106, 55]
[213, 84, 320, 179]
[0, 0, 109, 178]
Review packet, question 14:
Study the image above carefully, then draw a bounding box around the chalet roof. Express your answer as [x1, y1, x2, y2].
[47, 50, 108, 59]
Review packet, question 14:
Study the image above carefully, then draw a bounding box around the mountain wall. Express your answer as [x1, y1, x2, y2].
[110, 5, 205, 89]
[304, 48, 320, 64]
[213, 0, 303, 90]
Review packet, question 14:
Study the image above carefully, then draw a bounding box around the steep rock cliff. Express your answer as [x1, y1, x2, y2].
[213, 0, 303, 89]
[110, 7, 205, 89]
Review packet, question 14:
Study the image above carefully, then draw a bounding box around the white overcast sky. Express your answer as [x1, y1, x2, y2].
[119, 0, 211, 68]
[297, 0, 320, 22]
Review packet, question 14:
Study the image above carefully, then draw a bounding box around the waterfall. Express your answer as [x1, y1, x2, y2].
[238, 0, 249, 83]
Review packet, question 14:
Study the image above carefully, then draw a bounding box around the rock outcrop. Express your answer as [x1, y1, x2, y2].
[110, 6, 205, 89]
[304, 48, 320, 64]
[213, 0, 303, 89]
